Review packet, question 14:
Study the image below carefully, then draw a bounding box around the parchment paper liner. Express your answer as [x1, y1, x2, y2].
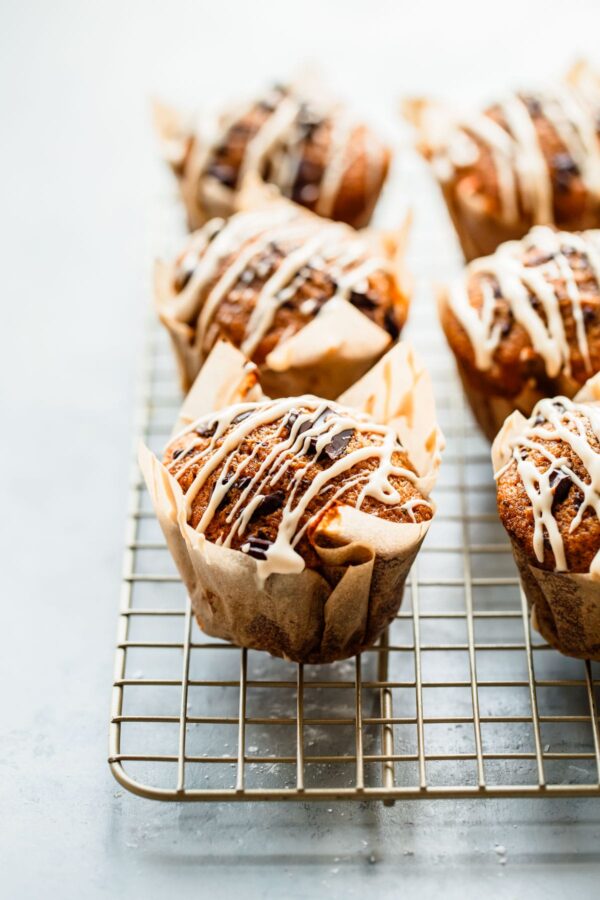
[438, 288, 583, 442]
[139, 340, 442, 664]
[491, 374, 600, 660]
[155, 183, 411, 398]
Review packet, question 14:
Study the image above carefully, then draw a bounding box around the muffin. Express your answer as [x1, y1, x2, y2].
[140, 340, 442, 664]
[155, 79, 391, 230]
[404, 61, 600, 260]
[156, 189, 409, 397]
[493, 386, 600, 660]
[440, 224, 600, 440]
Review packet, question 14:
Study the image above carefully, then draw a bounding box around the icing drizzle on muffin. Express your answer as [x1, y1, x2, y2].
[438, 77, 600, 225]
[171, 206, 397, 358]
[165, 397, 432, 577]
[199, 83, 387, 219]
[449, 226, 600, 377]
[495, 396, 600, 570]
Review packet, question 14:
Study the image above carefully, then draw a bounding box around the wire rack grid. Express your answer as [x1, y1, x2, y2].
[109, 158, 600, 803]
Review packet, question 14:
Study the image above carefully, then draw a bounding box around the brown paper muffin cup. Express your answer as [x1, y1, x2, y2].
[139, 341, 443, 664]
[511, 542, 600, 662]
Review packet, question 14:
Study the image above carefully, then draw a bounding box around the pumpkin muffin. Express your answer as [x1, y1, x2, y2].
[156, 81, 391, 230]
[156, 201, 409, 397]
[493, 392, 600, 660]
[140, 341, 442, 664]
[440, 225, 600, 440]
[405, 61, 600, 260]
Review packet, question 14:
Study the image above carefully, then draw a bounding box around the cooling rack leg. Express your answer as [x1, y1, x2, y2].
[378, 629, 395, 806]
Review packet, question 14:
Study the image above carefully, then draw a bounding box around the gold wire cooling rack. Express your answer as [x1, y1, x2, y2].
[109, 161, 600, 803]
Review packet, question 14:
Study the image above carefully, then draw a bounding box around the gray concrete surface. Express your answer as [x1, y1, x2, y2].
[2, 2, 600, 897]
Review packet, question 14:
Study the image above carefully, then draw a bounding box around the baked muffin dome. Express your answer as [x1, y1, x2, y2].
[163, 396, 433, 577]
[496, 396, 600, 573]
[158, 204, 408, 394]
[493, 391, 600, 660]
[441, 225, 600, 438]
[407, 63, 600, 259]
[163, 82, 391, 230]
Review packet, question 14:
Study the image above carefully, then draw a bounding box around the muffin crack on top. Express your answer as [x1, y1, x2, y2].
[164, 397, 433, 577]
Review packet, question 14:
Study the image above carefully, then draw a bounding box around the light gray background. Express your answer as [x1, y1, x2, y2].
[2, 2, 600, 897]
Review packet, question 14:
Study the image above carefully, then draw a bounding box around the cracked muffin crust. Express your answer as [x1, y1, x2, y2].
[441, 225, 600, 439]
[163, 396, 433, 578]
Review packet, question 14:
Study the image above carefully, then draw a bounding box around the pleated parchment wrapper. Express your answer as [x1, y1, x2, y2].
[155, 182, 411, 400]
[139, 340, 442, 664]
[492, 374, 600, 661]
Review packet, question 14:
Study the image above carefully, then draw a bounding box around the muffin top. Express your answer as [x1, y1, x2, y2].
[195, 82, 390, 226]
[167, 206, 405, 365]
[443, 226, 600, 396]
[163, 397, 433, 577]
[495, 395, 600, 572]
[424, 76, 600, 228]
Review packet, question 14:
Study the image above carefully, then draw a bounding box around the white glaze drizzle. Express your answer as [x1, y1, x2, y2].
[167, 397, 432, 577]
[441, 84, 600, 224]
[199, 84, 384, 217]
[171, 208, 394, 360]
[494, 396, 600, 571]
[449, 226, 600, 377]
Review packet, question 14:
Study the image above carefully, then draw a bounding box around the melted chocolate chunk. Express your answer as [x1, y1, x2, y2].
[241, 534, 272, 561]
[196, 421, 217, 438]
[384, 308, 400, 341]
[172, 446, 185, 460]
[320, 428, 354, 461]
[349, 290, 377, 311]
[532, 413, 545, 427]
[583, 305, 596, 325]
[523, 95, 542, 117]
[206, 162, 237, 188]
[250, 490, 286, 522]
[553, 153, 580, 193]
[549, 470, 572, 510]
[231, 410, 253, 425]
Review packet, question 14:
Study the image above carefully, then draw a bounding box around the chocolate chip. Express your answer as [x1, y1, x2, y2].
[236, 476, 252, 490]
[320, 428, 354, 461]
[349, 290, 377, 311]
[241, 534, 272, 561]
[500, 318, 512, 337]
[250, 490, 286, 522]
[553, 400, 566, 413]
[231, 410, 253, 425]
[206, 162, 237, 188]
[195, 421, 217, 438]
[554, 153, 580, 193]
[297, 407, 334, 438]
[172, 446, 185, 459]
[532, 413, 545, 427]
[523, 95, 542, 117]
[554, 153, 579, 175]
[549, 470, 572, 510]
[384, 308, 400, 341]
[583, 306, 596, 325]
